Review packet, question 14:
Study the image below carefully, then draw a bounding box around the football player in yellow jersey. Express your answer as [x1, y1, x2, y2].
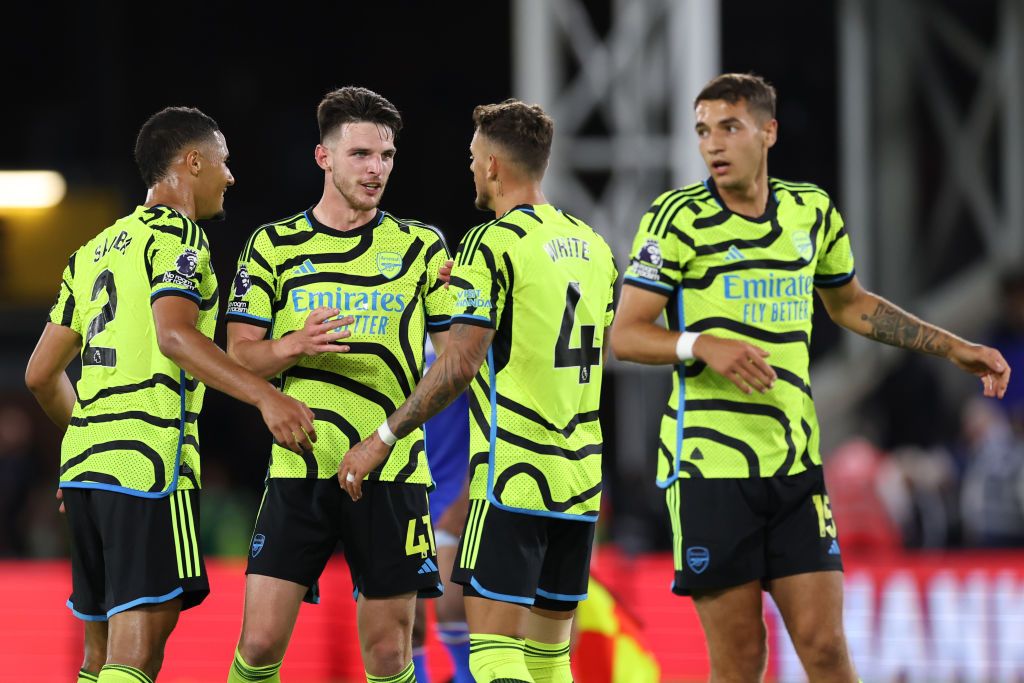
[224, 88, 454, 683]
[25, 107, 314, 683]
[611, 73, 1011, 683]
[342, 100, 619, 683]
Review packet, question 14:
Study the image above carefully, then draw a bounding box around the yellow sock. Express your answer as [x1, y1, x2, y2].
[469, 634, 533, 682]
[366, 660, 416, 682]
[227, 648, 282, 683]
[524, 639, 572, 683]
[77, 670, 99, 683]
[97, 665, 153, 683]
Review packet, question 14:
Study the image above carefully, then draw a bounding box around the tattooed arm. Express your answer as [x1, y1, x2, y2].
[338, 322, 494, 500]
[817, 275, 1010, 397]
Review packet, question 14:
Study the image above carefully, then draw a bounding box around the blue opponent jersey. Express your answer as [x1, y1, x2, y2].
[423, 336, 469, 518]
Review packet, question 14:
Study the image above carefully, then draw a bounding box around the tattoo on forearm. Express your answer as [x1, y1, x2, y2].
[860, 302, 952, 355]
[391, 325, 493, 438]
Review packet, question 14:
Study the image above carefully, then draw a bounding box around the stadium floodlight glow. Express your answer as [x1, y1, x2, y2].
[0, 171, 67, 209]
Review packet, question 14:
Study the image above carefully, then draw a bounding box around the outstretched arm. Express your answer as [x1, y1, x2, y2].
[338, 322, 493, 500]
[817, 275, 1010, 398]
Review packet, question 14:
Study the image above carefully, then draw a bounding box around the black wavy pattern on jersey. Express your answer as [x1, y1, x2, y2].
[200, 288, 219, 312]
[69, 409, 198, 429]
[423, 238, 448, 265]
[271, 440, 319, 478]
[824, 227, 848, 256]
[686, 397, 797, 477]
[244, 247, 275, 278]
[490, 251, 515, 375]
[397, 293, 422, 386]
[677, 212, 824, 289]
[449, 275, 476, 291]
[647, 186, 711, 238]
[658, 441, 676, 476]
[77, 372, 195, 408]
[799, 419, 815, 471]
[687, 317, 809, 347]
[496, 221, 527, 238]
[492, 463, 601, 515]
[496, 427, 602, 460]
[274, 240, 425, 311]
[60, 440, 165, 491]
[183, 435, 200, 452]
[68, 251, 77, 277]
[469, 450, 489, 471]
[311, 407, 361, 449]
[456, 220, 495, 267]
[395, 440, 425, 483]
[343, 342, 413, 397]
[519, 206, 544, 223]
[68, 472, 121, 486]
[683, 362, 811, 397]
[243, 273, 275, 303]
[472, 375, 599, 438]
[667, 216, 784, 256]
[683, 426, 761, 478]
[143, 234, 157, 281]
[57, 282, 75, 327]
[152, 225, 184, 240]
[287, 365, 397, 414]
[277, 232, 375, 271]
[772, 366, 812, 397]
[401, 219, 451, 253]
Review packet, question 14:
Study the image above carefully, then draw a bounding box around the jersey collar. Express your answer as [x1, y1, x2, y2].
[703, 178, 778, 223]
[304, 206, 385, 237]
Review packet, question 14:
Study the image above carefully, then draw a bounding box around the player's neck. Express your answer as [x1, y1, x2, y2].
[491, 182, 546, 218]
[144, 184, 196, 221]
[312, 192, 377, 232]
[715, 172, 770, 218]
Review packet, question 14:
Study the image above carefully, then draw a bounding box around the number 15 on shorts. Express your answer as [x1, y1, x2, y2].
[811, 494, 837, 538]
[405, 514, 436, 558]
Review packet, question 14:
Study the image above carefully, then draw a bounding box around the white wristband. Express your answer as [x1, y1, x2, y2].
[675, 331, 701, 361]
[377, 420, 398, 446]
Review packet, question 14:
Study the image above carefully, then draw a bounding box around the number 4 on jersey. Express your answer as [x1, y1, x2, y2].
[555, 282, 601, 384]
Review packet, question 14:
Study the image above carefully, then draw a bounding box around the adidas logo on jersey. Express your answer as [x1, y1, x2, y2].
[724, 245, 745, 262]
[417, 558, 438, 575]
[293, 259, 317, 275]
[828, 539, 841, 555]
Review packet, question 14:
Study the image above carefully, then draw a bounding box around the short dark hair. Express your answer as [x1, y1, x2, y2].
[695, 73, 777, 120]
[317, 87, 403, 143]
[472, 99, 554, 177]
[134, 107, 221, 188]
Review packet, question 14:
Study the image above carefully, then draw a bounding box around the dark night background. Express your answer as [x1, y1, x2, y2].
[2, 0, 843, 532]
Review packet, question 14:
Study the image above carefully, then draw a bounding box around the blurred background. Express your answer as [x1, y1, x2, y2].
[2, 0, 1023, 681]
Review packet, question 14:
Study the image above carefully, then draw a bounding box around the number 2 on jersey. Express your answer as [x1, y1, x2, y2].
[83, 269, 118, 367]
[554, 282, 601, 384]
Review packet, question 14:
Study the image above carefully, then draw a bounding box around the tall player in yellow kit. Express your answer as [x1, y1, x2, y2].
[342, 100, 618, 683]
[223, 87, 453, 683]
[24, 107, 315, 683]
[611, 73, 1011, 683]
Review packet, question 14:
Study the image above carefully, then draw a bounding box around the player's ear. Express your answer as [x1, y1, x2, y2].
[763, 118, 778, 149]
[487, 154, 500, 181]
[314, 144, 331, 172]
[185, 149, 202, 177]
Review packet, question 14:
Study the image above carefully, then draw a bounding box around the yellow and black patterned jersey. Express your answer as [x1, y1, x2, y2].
[49, 205, 217, 496]
[450, 204, 617, 520]
[624, 178, 856, 485]
[225, 208, 452, 484]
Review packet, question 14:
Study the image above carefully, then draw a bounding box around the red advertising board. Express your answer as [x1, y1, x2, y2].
[2, 550, 1022, 682]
